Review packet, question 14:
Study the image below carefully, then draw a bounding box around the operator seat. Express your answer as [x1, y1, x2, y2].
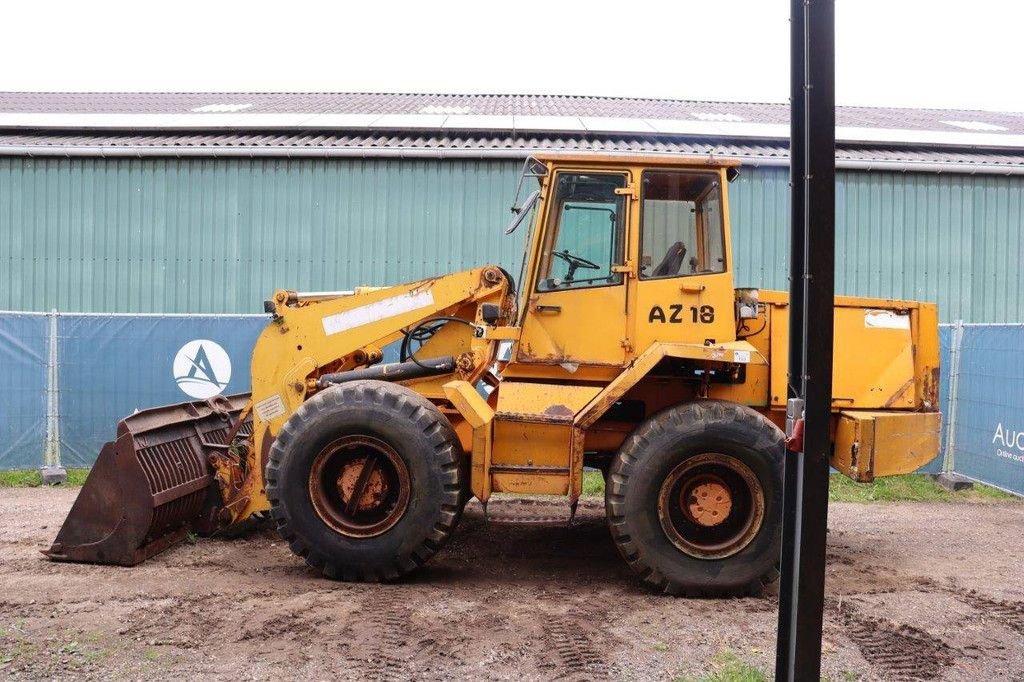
[652, 242, 687, 277]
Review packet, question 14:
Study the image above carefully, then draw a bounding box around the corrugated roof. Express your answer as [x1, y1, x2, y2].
[2, 92, 1024, 172]
[2, 92, 1022, 134]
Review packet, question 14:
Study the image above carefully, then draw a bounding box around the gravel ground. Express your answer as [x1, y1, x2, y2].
[1, 488, 1023, 680]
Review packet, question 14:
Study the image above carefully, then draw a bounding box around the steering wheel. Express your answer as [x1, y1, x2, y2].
[552, 250, 600, 281]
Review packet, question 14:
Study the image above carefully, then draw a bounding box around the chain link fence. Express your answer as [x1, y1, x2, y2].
[0, 311, 266, 468]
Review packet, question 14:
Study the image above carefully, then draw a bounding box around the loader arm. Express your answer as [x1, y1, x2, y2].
[227, 265, 513, 522]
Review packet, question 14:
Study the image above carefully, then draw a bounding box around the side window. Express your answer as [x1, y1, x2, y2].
[640, 171, 726, 279]
[537, 172, 627, 292]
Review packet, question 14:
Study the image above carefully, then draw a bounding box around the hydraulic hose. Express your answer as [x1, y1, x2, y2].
[316, 355, 455, 388]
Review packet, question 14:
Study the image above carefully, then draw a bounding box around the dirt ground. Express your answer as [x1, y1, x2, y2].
[1, 489, 1023, 681]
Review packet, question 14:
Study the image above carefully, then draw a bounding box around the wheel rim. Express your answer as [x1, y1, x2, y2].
[308, 435, 410, 538]
[657, 453, 765, 559]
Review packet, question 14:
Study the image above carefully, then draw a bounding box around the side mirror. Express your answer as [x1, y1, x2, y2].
[504, 189, 540, 235]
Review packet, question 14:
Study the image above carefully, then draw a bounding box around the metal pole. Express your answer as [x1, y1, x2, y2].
[943, 320, 964, 473]
[42, 309, 66, 484]
[44, 309, 60, 467]
[775, 0, 806, 666]
[776, 0, 835, 679]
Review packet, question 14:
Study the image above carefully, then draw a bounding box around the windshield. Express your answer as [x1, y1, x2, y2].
[536, 172, 627, 291]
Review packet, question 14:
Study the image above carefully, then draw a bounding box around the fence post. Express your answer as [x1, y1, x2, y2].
[942, 320, 964, 474]
[42, 309, 66, 483]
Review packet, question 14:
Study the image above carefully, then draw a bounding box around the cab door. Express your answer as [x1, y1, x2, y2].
[516, 170, 631, 367]
[632, 169, 737, 350]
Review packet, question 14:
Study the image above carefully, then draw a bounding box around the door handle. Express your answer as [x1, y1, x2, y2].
[535, 304, 562, 313]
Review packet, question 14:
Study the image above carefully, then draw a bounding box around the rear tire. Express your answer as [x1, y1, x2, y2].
[606, 400, 784, 596]
[266, 380, 463, 581]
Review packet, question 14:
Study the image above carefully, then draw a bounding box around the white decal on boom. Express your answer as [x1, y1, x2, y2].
[864, 310, 910, 330]
[321, 290, 435, 336]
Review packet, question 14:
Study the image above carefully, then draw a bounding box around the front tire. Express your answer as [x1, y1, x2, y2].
[606, 400, 784, 596]
[266, 380, 463, 581]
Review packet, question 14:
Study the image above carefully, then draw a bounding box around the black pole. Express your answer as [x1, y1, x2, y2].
[775, 0, 835, 679]
[786, 2, 807, 405]
[775, 0, 806, 669]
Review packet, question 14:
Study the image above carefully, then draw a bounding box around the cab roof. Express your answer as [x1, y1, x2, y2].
[531, 152, 742, 168]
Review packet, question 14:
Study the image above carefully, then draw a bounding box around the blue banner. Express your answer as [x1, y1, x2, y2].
[56, 315, 268, 466]
[0, 313, 48, 468]
[950, 325, 1024, 495]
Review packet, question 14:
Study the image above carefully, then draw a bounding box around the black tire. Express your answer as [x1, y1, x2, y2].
[606, 400, 784, 597]
[266, 380, 463, 581]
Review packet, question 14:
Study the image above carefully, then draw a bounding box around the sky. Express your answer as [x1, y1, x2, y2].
[2, 0, 1022, 112]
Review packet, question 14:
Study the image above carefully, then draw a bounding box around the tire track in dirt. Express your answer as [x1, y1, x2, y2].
[540, 616, 610, 680]
[359, 590, 415, 681]
[913, 577, 1024, 638]
[532, 584, 618, 680]
[352, 589, 464, 681]
[840, 606, 956, 681]
[948, 588, 1024, 636]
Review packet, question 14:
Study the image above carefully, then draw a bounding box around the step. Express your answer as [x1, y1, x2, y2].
[481, 498, 579, 527]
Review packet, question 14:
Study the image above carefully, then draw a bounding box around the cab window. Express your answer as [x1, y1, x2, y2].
[537, 172, 627, 292]
[639, 171, 726, 279]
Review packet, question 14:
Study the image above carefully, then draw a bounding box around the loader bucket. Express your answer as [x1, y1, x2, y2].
[44, 394, 251, 566]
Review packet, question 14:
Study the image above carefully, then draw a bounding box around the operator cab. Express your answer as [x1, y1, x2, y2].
[504, 153, 740, 373]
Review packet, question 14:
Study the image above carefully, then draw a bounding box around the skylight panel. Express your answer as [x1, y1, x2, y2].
[691, 112, 745, 122]
[191, 103, 253, 113]
[941, 120, 1007, 132]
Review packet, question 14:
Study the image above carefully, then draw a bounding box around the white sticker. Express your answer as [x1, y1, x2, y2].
[254, 394, 286, 421]
[864, 310, 911, 330]
[733, 350, 751, 364]
[321, 290, 435, 336]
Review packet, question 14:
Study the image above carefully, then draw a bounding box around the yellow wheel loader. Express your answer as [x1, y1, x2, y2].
[46, 154, 941, 596]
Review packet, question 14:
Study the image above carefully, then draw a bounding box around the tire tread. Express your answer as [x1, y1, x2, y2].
[605, 399, 784, 597]
[265, 380, 463, 583]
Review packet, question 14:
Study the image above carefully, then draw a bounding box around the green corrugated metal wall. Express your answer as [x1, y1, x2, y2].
[2, 156, 1021, 321]
[729, 168, 1024, 322]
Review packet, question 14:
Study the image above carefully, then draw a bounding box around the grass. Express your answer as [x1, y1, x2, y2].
[0, 468, 89, 487]
[675, 650, 768, 682]
[581, 469, 1015, 503]
[827, 473, 1015, 503]
[582, 470, 605, 497]
[0, 467, 1017, 504]
[675, 650, 861, 681]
